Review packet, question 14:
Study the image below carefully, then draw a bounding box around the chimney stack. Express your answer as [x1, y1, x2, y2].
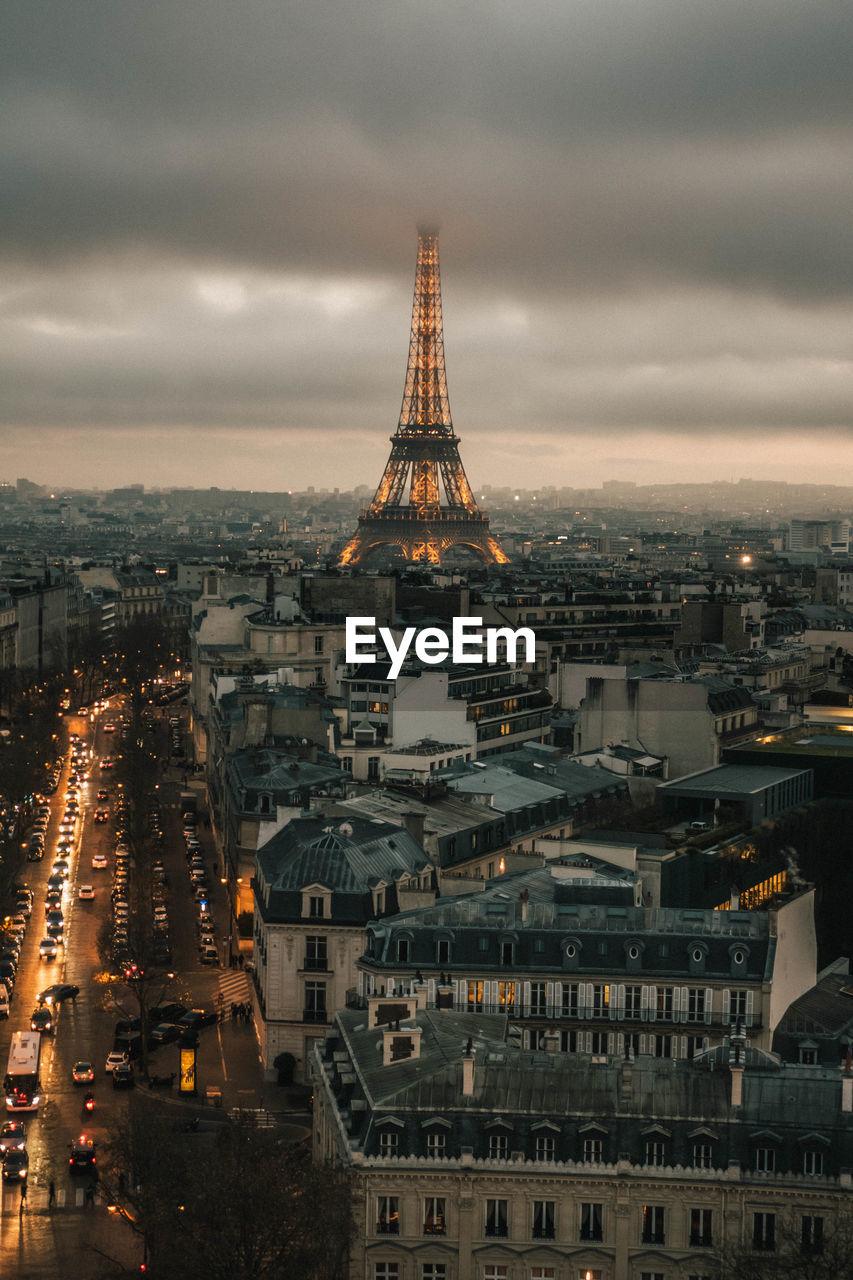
[462, 1038, 475, 1096]
[729, 1019, 746, 1107]
[403, 811, 426, 848]
[620, 1043, 634, 1101]
[519, 888, 529, 923]
[843, 1050, 853, 1113]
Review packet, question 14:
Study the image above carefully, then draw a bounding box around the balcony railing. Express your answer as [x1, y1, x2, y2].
[302, 1009, 328, 1024]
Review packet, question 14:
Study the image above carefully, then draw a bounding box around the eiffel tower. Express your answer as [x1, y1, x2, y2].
[339, 229, 509, 567]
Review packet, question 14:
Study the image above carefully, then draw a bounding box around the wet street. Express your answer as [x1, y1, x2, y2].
[0, 706, 184, 1275]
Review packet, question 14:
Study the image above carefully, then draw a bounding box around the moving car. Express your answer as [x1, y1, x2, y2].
[93, 809, 109, 823]
[72, 1061, 95, 1084]
[39, 938, 58, 961]
[78, 885, 95, 901]
[68, 1136, 97, 1173]
[91, 853, 109, 869]
[38, 983, 79, 1006]
[0, 1121, 26, 1153]
[177, 1009, 218, 1031]
[30, 1006, 55, 1034]
[104, 1051, 129, 1073]
[2, 1149, 28, 1181]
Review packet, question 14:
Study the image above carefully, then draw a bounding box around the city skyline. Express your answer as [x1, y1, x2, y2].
[3, 2, 853, 493]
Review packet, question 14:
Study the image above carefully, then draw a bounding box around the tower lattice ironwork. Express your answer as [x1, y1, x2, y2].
[339, 230, 509, 567]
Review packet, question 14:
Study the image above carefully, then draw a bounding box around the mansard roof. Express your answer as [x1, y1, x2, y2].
[362, 863, 772, 981]
[319, 1007, 853, 1172]
[255, 814, 430, 924]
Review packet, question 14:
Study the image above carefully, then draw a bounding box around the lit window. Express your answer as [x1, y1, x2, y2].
[641, 1204, 665, 1244]
[376, 1196, 399, 1234]
[467, 981, 484, 1013]
[423, 1197, 446, 1234]
[498, 981, 515, 1009]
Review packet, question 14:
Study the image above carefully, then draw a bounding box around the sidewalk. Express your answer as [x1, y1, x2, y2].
[143, 773, 312, 1126]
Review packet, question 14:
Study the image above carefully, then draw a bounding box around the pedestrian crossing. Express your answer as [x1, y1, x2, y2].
[1, 1184, 99, 1213]
[218, 970, 250, 1006]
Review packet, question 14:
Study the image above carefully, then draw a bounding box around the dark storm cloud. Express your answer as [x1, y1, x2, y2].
[2, 0, 853, 485]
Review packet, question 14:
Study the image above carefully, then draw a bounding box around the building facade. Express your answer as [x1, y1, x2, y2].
[355, 867, 817, 1058]
[313, 1000, 853, 1280]
[252, 814, 435, 1081]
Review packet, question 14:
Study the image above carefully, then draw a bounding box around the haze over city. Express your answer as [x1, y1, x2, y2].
[4, 1, 853, 492]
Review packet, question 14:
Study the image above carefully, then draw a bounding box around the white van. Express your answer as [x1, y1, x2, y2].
[0, 983, 10, 1018]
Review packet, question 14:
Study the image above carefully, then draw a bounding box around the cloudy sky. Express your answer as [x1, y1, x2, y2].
[3, 1, 853, 494]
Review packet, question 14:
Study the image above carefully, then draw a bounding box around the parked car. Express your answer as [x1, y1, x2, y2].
[112, 1062, 134, 1089]
[148, 1022, 182, 1048]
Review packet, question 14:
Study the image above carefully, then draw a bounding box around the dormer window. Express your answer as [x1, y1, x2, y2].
[729, 944, 750, 978]
[259, 793, 272, 815]
[302, 887, 331, 920]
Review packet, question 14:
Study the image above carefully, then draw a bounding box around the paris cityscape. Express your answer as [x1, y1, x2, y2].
[4, 2, 853, 1279]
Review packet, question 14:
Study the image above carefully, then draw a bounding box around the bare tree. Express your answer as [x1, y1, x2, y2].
[99, 1095, 353, 1280]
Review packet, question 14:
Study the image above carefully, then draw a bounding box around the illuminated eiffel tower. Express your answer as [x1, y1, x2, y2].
[339, 229, 509, 567]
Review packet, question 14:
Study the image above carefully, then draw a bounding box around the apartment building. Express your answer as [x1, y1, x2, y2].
[313, 1000, 853, 1280]
[354, 864, 816, 1057]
